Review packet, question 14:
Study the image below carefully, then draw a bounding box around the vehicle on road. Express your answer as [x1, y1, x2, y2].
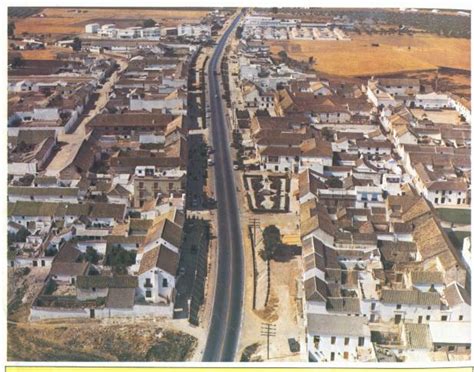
[233, 164, 239, 170]
[208, 146, 215, 154]
[207, 159, 215, 166]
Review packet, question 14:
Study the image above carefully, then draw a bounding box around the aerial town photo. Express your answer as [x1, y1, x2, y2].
[5, 5, 472, 364]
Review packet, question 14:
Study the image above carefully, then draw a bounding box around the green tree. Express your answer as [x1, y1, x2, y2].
[8, 22, 15, 38]
[8, 227, 30, 244]
[84, 246, 101, 264]
[45, 247, 58, 257]
[259, 225, 281, 261]
[277, 50, 288, 61]
[326, 176, 342, 188]
[143, 18, 157, 28]
[72, 37, 82, 51]
[11, 55, 24, 68]
[106, 246, 136, 274]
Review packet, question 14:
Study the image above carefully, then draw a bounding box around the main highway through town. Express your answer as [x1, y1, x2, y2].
[202, 12, 244, 362]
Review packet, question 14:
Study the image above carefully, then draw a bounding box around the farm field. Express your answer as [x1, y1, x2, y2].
[268, 33, 470, 76]
[13, 8, 210, 35]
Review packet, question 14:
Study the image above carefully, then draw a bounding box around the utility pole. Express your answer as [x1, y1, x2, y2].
[260, 322, 276, 360]
[249, 218, 260, 310]
[249, 218, 260, 246]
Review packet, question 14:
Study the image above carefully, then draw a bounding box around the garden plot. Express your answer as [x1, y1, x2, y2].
[244, 173, 290, 213]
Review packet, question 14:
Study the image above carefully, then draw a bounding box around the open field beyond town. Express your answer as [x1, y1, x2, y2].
[13, 8, 210, 35]
[269, 34, 470, 76]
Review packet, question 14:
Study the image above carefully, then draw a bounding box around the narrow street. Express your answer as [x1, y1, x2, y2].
[45, 57, 128, 176]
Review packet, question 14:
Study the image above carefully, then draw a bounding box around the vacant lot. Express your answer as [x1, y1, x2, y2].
[13, 8, 210, 35]
[411, 108, 462, 125]
[8, 320, 197, 361]
[269, 34, 470, 76]
[17, 47, 73, 61]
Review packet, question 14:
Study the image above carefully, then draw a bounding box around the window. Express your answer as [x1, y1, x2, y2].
[313, 336, 320, 348]
[330, 352, 335, 361]
[343, 351, 349, 359]
[426, 315, 431, 321]
[146, 290, 152, 298]
[371, 302, 376, 311]
[448, 346, 455, 352]
[441, 315, 448, 321]
[396, 304, 402, 310]
[358, 337, 365, 347]
[162, 278, 168, 288]
[344, 337, 349, 346]
[145, 278, 152, 288]
[92, 287, 96, 292]
[331, 336, 336, 345]
[459, 315, 464, 321]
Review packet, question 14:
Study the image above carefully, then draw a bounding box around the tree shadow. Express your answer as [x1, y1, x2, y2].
[272, 244, 302, 263]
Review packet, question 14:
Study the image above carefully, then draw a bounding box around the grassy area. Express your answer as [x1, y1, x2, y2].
[268, 33, 470, 76]
[8, 322, 197, 361]
[446, 230, 471, 250]
[437, 208, 471, 225]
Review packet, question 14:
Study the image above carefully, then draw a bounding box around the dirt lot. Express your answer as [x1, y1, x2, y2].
[8, 320, 197, 361]
[18, 47, 73, 60]
[269, 33, 470, 76]
[237, 173, 306, 362]
[13, 8, 210, 35]
[411, 108, 462, 124]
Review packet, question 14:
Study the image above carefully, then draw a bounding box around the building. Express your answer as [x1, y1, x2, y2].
[307, 314, 375, 362]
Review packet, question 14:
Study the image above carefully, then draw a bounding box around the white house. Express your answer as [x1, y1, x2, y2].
[378, 289, 444, 324]
[307, 313, 375, 362]
[85, 23, 100, 34]
[136, 244, 179, 304]
[415, 92, 450, 109]
[177, 24, 212, 38]
[429, 321, 471, 353]
[443, 282, 471, 322]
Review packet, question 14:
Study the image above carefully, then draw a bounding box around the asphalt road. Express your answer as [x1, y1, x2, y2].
[202, 13, 244, 362]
